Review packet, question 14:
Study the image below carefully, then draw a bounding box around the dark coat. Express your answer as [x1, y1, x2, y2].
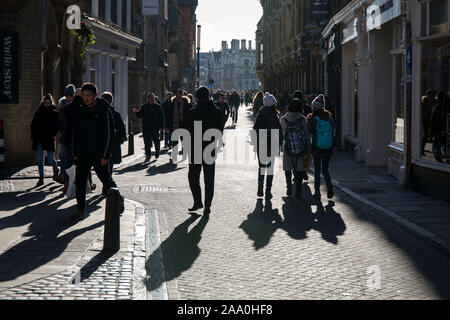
[111, 107, 127, 165]
[429, 101, 447, 141]
[167, 97, 191, 129]
[230, 94, 240, 107]
[72, 98, 115, 160]
[62, 95, 84, 147]
[253, 105, 282, 158]
[136, 102, 165, 135]
[215, 101, 230, 124]
[30, 104, 59, 152]
[184, 99, 225, 163]
[307, 109, 335, 157]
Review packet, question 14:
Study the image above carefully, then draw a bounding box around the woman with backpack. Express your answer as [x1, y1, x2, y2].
[280, 98, 310, 199]
[30, 94, 60, 186]
[253, 92, 282, 200]
[308, 94, 335, 200]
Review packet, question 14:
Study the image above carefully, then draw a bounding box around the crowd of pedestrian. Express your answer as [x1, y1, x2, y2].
[30, 80, 337, 219]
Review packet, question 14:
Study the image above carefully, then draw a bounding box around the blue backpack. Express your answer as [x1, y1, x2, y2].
[284, 120, 309, 156]
[314, 116, 333, 150]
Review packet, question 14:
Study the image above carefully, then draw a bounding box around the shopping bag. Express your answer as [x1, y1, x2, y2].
[65, 165, 92, 199]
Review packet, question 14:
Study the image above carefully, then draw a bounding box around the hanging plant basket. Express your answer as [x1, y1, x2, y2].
[71, 22, 96, 61]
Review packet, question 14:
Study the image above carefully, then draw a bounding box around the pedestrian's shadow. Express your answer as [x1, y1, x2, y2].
[0, 194, 104, 281]
[280, 196, 315, 240]
[145, 214, 209, 292]
[146, 162, 184, 176]
[114, 162, 149, 175]
[313, 201, 346, 245]
[239, 199, 282, 250]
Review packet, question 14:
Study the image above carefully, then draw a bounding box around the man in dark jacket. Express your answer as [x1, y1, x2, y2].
[167, 89, 191, 163]
[162, 91, 173, 149]
[133, 93, 165, 162]
[72, 83, 118, 220]
[215, 93, 230, 126]
[101, 92, 126, 174]
[184, 86, 224, 215]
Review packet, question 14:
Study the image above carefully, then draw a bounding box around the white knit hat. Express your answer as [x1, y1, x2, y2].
[263, 92, 277, 107]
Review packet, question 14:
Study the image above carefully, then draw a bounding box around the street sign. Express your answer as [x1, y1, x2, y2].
[0, 31, 19, 104]
[406, 44, 412, 83]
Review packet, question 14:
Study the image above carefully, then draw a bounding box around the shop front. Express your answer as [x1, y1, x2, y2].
[411, 0, 450, 201]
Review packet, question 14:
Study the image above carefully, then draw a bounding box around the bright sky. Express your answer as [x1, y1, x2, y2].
[196, 0, 263, 52]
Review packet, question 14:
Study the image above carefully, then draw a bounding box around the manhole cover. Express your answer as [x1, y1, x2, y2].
[132, 185, 175, 192]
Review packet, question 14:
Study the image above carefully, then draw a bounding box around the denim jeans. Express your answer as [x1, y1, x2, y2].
[37, 143, 58, 177]
[313, 154, 331, 194]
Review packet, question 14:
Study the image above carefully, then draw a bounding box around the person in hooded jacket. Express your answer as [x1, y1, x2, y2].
[30, 94, 60, 186]
[184, 87, 224, 215]
[280, 98, 310, 199]
[72, 83, 118, 220]
[253, 92, 282, 200]
[101, 92, 126, 174]
[307, 94, 336, 200]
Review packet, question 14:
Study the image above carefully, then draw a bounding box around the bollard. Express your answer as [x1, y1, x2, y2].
[103, 188, 121, 252]
[128, 121, 134, 156]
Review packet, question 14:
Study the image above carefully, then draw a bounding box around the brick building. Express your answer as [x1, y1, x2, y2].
[0, 0, 83, 166]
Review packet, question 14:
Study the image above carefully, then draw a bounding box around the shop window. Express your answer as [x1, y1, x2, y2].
[421, 0, 449, 37]
[111, 0, 117, 25]
[393, 54, 404, 144]
[420, 42, 450, 164]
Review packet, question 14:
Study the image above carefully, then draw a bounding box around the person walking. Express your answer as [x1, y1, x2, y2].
[230, 91, 241, 126]
[30, 94, 60, 186]
[280, 98, 310, 199]
[101, 92, 126, 174]
[167, 89, 191, 163]
[133, 93, 165, 162]
[162, 92, 174, 149]
[215, 93, 230, 126]
[184, 87, 225, 215]
[253, 92, 282, 200]
[72, 83, 119, 220]
[212, 89, 221, 103]
[307, 94, 335, 200]
[57, 84, 76, 184]
[292, 90, 311, 181]
[253, 91, 264, 118]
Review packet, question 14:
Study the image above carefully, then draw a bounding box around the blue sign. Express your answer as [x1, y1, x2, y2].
[406, 44, 412, 72]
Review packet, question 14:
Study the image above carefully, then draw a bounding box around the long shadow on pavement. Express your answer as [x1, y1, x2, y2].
[0, 194, 104, 281]
[145, 214, 209, 293]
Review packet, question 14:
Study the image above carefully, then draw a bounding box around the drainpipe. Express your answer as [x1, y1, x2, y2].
[40, 0, 50, 96]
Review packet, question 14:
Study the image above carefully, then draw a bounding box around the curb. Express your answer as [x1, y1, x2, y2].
[124, 199, 148, 300]
[308, 168, 450, 257]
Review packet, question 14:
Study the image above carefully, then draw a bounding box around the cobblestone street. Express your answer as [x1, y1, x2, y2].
[1, 104, 449, 300]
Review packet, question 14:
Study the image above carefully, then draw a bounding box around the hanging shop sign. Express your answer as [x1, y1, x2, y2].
[0, 31, 19, 104]
[342, 17, 358, 45]
[142, 0, 159, 15]
[366, 0, 402, 31]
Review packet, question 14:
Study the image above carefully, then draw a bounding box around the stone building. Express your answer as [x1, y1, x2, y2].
[256, 0, 342, 97]
[207, 39, 261, 92]
[78, 0, 143, 134]
[0, 0, 84, 166]
[167, 0, 198, 93]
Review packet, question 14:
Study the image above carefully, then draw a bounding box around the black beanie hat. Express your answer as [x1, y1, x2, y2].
[195, 86, 209, 100]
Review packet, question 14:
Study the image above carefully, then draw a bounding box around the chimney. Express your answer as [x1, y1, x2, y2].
[248, 40, 252, 50]
[221, 41, 227, 52]
[241, 39, 246, 50]
[231, 39, 239, 51]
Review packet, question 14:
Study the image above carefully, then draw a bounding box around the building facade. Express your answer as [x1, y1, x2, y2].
[207, 39, 261, 92]
[0, 0, 84, 166]
[167, 0, 198, 93]
[79, 0, 143, 134]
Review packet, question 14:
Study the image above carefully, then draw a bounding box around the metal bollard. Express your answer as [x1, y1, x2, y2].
[103, 188, 121, 252]
[128, 121, 134, 156]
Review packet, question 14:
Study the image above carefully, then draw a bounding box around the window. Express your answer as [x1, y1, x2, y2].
[122, 0, 128, 31]
[99, 0, 105, 20]
[421, 0, 449, 37]
[111, 0, 117, 25]
[420, 42, 450, 164]
[393, 54, 404, 144]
